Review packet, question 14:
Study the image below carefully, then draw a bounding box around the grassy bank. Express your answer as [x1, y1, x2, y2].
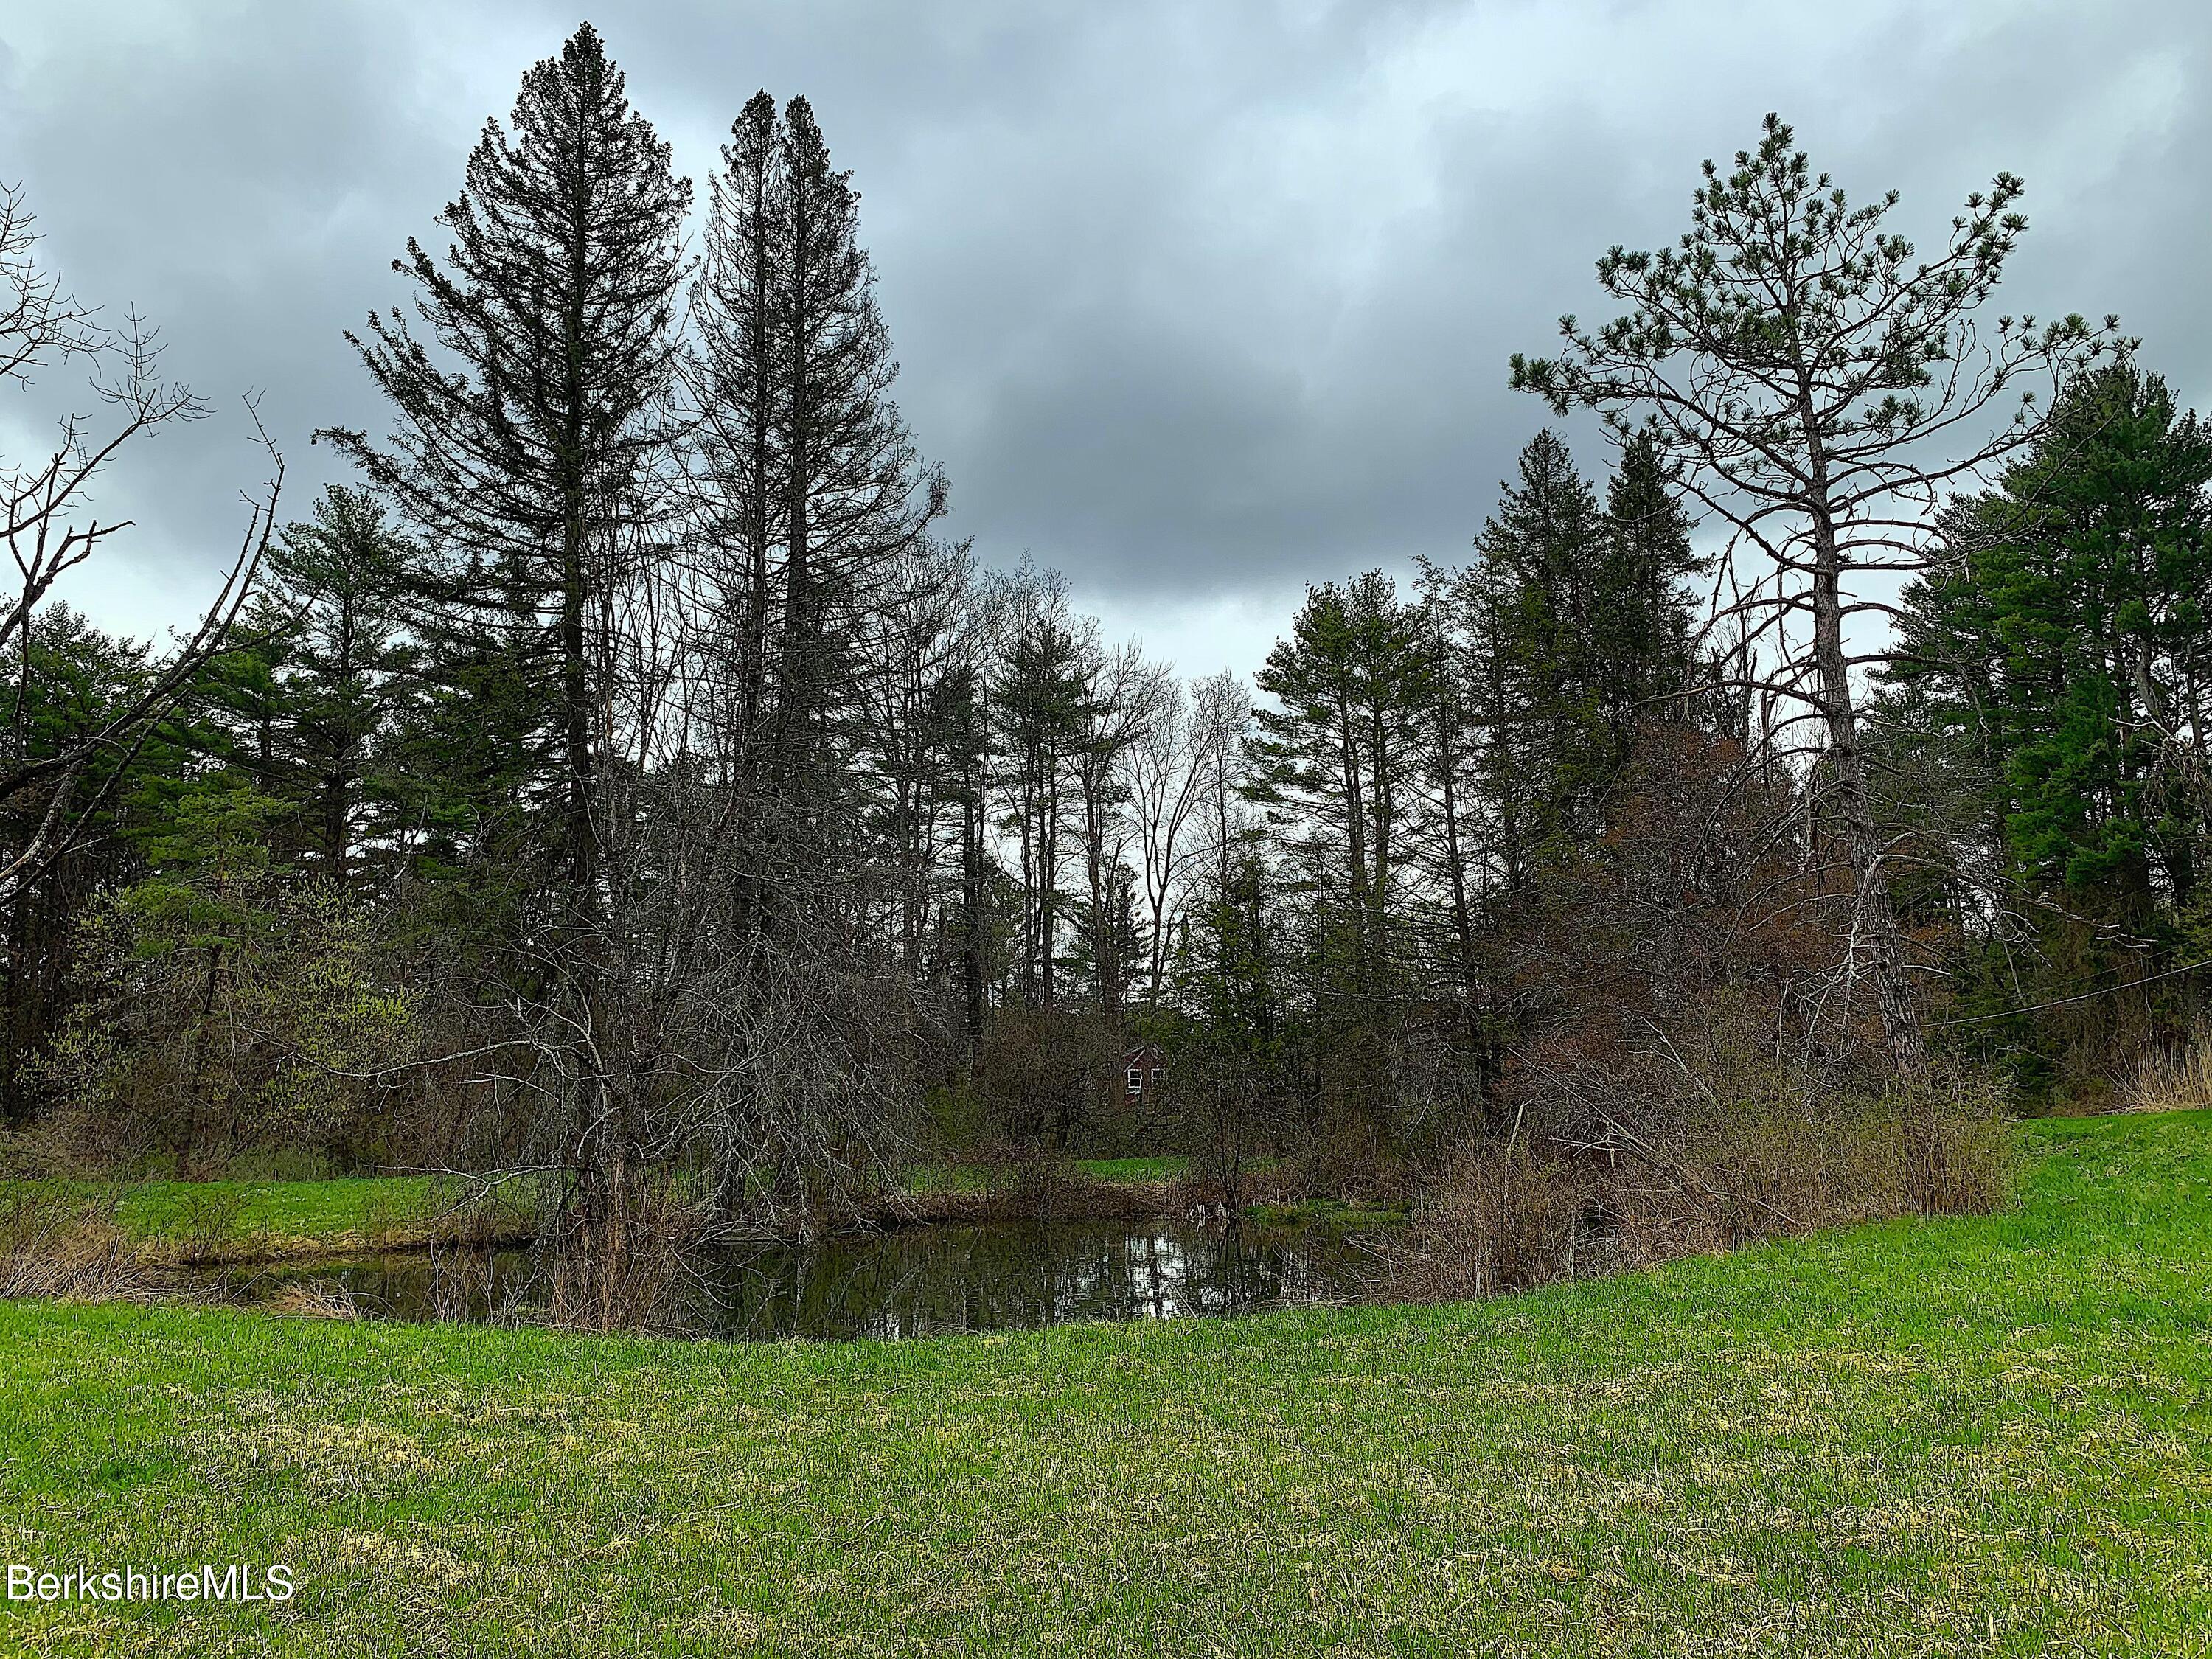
[29, 1157, 1202, 1265]
[1, 1113, 2207, 1655]
[14, 1175, 534, 1265]
[111, 1177, 441, 1253]
[906, 1155, 1197, 1193]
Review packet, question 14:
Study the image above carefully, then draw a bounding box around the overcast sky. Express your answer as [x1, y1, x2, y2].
[3, 1, 2205, 679]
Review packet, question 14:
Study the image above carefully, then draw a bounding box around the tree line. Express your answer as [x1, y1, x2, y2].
[2, 32, 2205, 1238]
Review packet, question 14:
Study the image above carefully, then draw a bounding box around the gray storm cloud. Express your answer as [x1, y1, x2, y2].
[4, 0, 2208, 677]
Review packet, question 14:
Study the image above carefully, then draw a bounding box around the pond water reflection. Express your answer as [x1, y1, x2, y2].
[207, 1217, 1386, 1341]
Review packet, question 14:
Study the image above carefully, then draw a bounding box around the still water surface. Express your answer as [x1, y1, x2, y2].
[207, 1217, 1385, 1341]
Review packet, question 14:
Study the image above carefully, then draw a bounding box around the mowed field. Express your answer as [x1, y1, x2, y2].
[1, 1113, 2207, 1657]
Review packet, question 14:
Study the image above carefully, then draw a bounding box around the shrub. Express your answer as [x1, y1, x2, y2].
[1377, 1019, 2012, 1303]
[0, 1183, 145, 1301]
[34, 786, 414, 1175]
[974, 1008, 1121, 1150]
[2121, 1026, 2212, 1115]
[1374, 1135, 1590, 1301]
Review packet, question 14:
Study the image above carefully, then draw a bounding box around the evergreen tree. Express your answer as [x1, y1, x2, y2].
[326, 22, 690, 902]
[324, 24, 691, 1243]
[1405, 574, 1482, 995]
[1895, 360, 2212, 925]
[989, 564, 1093, 1009]
[1170, 844, 1284, 1060]
[1596, 427, 1703, 738]
[253, 486, 409, 887]
[1471, 430, 1611, 857]
[1061, 862, 1145, 1013]
[0, 608, 160, 1124]
[1247, 571, 1426, 1082]
[930, 656, 993, 1051]
[687, 88, 947, 950]
[1456, 428, 1700, 869]
[679, 88, 953, 1220]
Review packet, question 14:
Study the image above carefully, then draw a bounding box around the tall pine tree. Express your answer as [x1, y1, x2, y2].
[327, 23, 689, 903]
[324, 24, 691, 1245]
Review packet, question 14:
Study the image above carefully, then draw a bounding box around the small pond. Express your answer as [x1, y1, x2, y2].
[199, 1216, 1390, 1341]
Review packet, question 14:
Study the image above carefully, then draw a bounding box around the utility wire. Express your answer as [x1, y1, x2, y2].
[1933, 956, 2212, 1028]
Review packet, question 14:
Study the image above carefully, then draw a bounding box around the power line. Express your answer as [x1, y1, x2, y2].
[1933, 956, 2212, 1029]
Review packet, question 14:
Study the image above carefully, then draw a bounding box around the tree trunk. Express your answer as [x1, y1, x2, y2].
[1809, 502, 1927, 1069]
[961, 785, 987, 1051]
[1435, 703, 1476, 1002]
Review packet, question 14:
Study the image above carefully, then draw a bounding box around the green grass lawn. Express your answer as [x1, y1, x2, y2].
[44, 1158, 1185, 1256]
[1071, 1154, 1194, 1186]
[11, 1175, 535, 1264]
[905, 1153, 1194, 1194]
[2, 1112, 2208, 1655]
[105, 1177, 439, 1248]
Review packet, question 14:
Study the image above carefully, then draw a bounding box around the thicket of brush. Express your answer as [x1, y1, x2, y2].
[0, 1183, 146, 1301]
[2122, 1025, 2212, 1116]
[1376, 1015, 2013, 1302]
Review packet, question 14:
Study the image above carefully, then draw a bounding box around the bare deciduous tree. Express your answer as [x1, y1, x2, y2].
[0, 182, 278, 908]
[1124, 667, 1246, 1009]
